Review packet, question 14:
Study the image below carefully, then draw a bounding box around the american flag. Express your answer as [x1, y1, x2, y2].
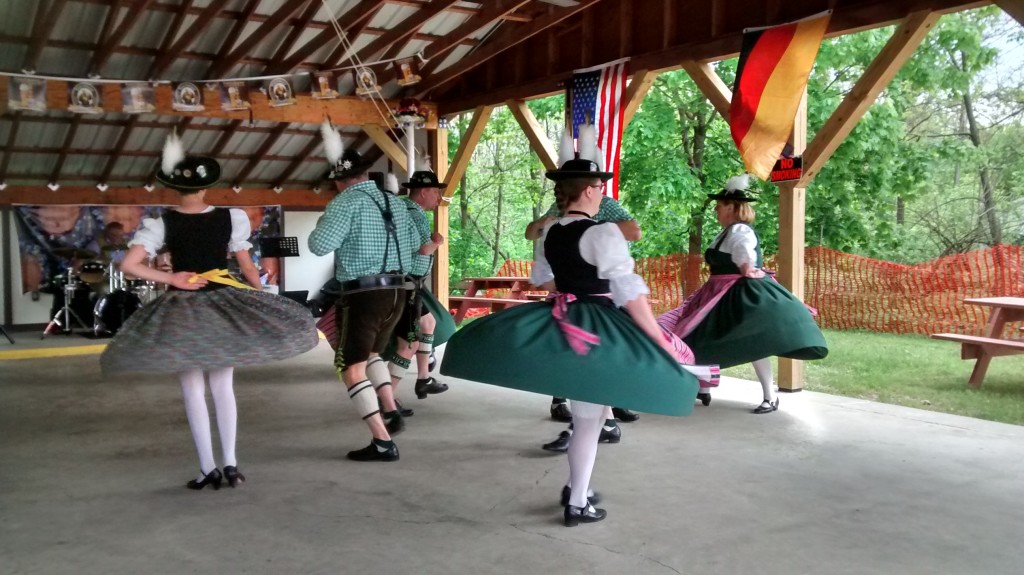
[571, 60, 628, 199]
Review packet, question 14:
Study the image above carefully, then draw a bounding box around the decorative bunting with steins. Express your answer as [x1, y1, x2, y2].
[312, 72, 338, 99]
[353, 67, 380, 97]
[394, 56, 422, 87]
[266, 77, 295, 107]
[121, 82, 156, 114]
[172, 82, 204, 111]
[67, 82, 102, 114]
[8, 76, 46, 112]
[220, 80, 251, 111]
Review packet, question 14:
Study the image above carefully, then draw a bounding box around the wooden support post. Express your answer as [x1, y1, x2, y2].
[362, 124, 409, 171]
[778, 90, 808, 392]
[432, 128, 450, 309]
[506, 99, 557, 171]
[442, 105, 493, 197]
[680, 60, 732, 121]
[621, 69, 658, 126]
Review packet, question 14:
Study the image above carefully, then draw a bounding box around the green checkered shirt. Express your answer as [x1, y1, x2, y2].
[308, 181, 417, 282]
[401, 196, 433, 277]
[543, 195, 633, 222]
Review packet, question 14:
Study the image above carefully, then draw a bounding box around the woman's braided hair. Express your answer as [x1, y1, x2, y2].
[553, 178, 592, 215]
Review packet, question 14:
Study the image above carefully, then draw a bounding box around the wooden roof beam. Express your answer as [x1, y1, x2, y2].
[272, 133, 323, 188]
[0, 113, 21, 181]
[325, 0, 460, 70]
[99, 115, 141, 184]
[207, 120, 244, 158]
[679, 60, 732, 121]
[148, 0, 193, 76]
[0, 186, 330, 209]
[208, 0, 312, 78]
[48, 115, 82, 184]
[798, 10, 939, 187]
[148, 1, 223, 78]
[621, 68, 659, 126]
[442, 105, 493, 197]
[269, 0, 324, 64]
[88, 0, 155, 76]
[362, 125, 409, 170]
[270, 1, 384, 75]
[232, 124, 290, 185]
[415, 0, 603, 95]
[994, 0, 1024, 27]
[23, 0, 69, 73]
[506, 99, 556, 171]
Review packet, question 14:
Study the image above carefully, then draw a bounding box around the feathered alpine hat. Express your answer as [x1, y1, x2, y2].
[544, 123, 613, 182]
[707, 174, 759, 203]
[154, 130, 220, 192]
[321, 119, 372, 180]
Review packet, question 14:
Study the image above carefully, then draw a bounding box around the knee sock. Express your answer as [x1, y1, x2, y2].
[208, 367, 237, 468]
[179, 369, 216, 476]
[389, 354, 411, 383]
[752, 358, 776, 403]
[348, 379, 380, 419]
[415, 334, 433, 377]
[566, 403, 605, 508]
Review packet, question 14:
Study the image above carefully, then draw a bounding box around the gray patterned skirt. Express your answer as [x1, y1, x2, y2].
[100, 288, 320, 374]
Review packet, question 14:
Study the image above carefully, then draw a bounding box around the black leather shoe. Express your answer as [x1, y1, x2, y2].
[550, 401, 572, 422]
[599, 422, 621, 444]
[186, 468, 222, 490]
[697, 391, 712, 406]
[395, 398, 414, 417]
[560, 485, 601, 506]
[611, 407, 640, 422]
[564, 503, 607, 527]
[223, 465, 245, 488]
[752, 397, 780, 414]
[347, 441, 399, 462]
[384, 411, 405, 434]
[414, 377, 449, 399]
[542, 430, 572, 452]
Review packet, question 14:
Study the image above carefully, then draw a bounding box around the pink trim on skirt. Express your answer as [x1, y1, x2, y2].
[657, 274, 743, 339]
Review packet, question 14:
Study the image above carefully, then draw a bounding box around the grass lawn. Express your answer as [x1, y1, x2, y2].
[723, 329, 1024, 426]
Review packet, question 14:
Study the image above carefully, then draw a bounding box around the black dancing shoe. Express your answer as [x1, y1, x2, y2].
[560, 485, 602, 506]
[186, 468, 223, 490]
[599, 422, 621, 444]
[752, 397, 780, 414]
[347, 440, 399, 462]
[395, 398, 414, 417]
[414, 377, 449, 399]
[550, 401, 573, 423]
[542, 430, 572, 453]
[611, 407, 640, 422]
[384, 411, 405, 435]
[564, 503, 607, 527]
[223, 465, 245, 488]
[697, 391, 712, 406]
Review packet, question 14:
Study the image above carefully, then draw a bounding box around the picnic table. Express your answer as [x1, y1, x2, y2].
[449, 276, 540, 325]
[931, 296, 1024, 388]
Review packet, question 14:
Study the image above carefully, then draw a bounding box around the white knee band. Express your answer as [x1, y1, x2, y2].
[416, 341, 433, 354]
[366, 356, 391, 390]
[388, 360, 408, 379]
[348, 380, 379, 419]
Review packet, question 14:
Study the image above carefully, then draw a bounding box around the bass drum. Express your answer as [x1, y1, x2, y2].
[93, 289, 143, 336]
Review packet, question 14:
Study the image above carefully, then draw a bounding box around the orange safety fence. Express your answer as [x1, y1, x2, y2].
[475, 245, 1024, 337]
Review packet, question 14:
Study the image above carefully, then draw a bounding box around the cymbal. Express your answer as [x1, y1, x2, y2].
[52, 247, 98, 260]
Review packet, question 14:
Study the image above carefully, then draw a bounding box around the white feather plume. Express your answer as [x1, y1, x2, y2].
[161, 130, 185, 176]
[725, 174, 751, 192]
[577, 123, 598, 164]
[557, 128, 575, 166]
[415, 151, 432, 172]
[385, 173, 400, 193]
[320, 119, 343, 166]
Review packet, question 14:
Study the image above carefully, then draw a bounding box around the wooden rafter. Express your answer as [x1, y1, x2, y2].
[362, 125, 409, 169]
[99, 116, 141, 184]
[381, 0, 531, 86]
[269, 0, 324, 64]
[207, 120, 244, 158]
[506, 99, 557, 171]
[326, 0, 460, 72]
[442, 105, 493, 197]
[0, 186, 330, 209]
[798, 10, 940, 187]
[272, 133, 323, 188]
[415, 0, 602, 95]
[232, 124, 290, 185]
[88, 0, 155, 76]
[270, 1, 385, 74]
[148, 1, 223, 78]
[148, 0, 193, 77]
[679, 60, 732, 121]
[0, 113, 21, 181]
[4, 115, 312, 137]
[23, 0, 69, 73]
[207, 0, 312, 79]
[48, 115, 82, 183]
[621, 69, 658, 125]
[206, 0, 264, 78]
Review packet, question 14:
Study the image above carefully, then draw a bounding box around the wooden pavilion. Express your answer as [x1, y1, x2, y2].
[2, 0, 1020, 389]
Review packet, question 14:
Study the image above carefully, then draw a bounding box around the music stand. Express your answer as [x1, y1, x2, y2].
[259, 237, 300, 258]
[0, 325, 13, 344]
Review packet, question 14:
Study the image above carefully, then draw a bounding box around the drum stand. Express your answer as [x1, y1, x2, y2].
[42, 269, 90, 338]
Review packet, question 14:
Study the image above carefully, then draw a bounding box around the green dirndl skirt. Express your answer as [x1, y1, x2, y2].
[440, 300, 699, 416]
[684, 277, 828, 368]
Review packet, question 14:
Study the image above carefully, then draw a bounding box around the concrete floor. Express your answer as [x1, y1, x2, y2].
[2, 333, 1024, 574]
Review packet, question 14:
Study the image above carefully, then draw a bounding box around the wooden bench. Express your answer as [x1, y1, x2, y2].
[930, 333, 1024, 359]
[449, 296, 531, 325]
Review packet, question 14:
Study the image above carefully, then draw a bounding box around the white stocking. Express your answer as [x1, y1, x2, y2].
[752, 358, 776, 402]
[566, 401, 605, 508]
[179, 369, 215, 475]
[208, 367, 237, 468]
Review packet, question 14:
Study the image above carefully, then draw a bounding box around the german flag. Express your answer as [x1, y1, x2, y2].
[730, 12, 830, 180]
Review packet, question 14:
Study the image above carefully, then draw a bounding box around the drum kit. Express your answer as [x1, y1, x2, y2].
[42, 247, 160, 338]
